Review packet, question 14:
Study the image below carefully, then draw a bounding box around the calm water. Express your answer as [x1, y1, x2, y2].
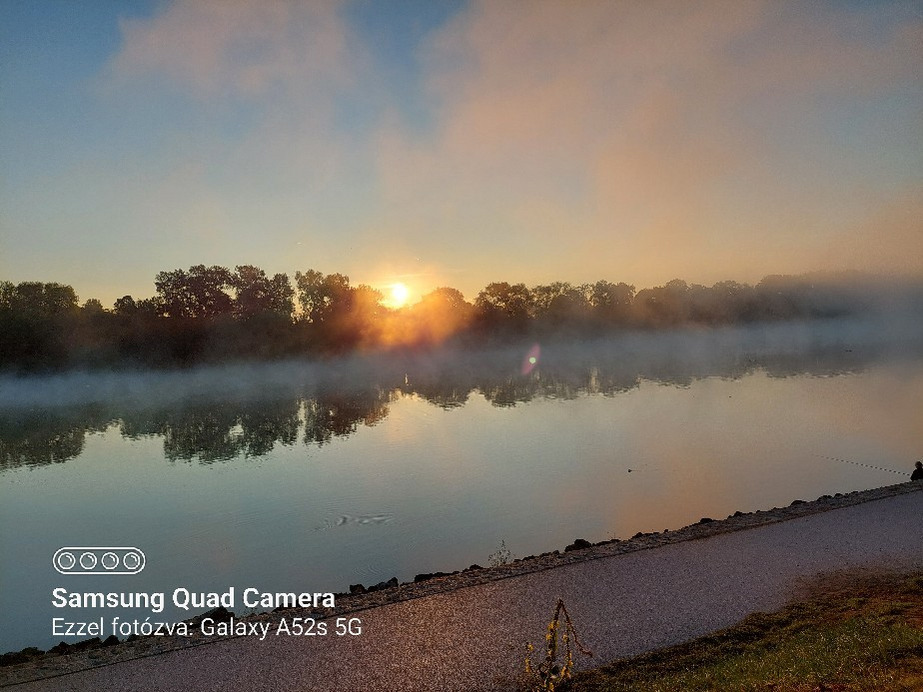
[2, 318, 922, 653]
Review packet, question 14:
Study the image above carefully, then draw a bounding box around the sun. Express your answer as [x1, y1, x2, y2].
[388, 282, 410, 308]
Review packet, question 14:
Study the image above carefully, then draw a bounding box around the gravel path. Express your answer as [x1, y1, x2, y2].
[5, 485, 922, 691]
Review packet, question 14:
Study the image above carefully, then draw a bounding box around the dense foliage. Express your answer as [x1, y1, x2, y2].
[0, 266, 902, 372]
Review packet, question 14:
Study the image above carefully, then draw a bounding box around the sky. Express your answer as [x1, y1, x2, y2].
[1, 0, 921, 307]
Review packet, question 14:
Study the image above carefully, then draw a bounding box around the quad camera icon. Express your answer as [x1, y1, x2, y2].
[54, 547, 146, 575]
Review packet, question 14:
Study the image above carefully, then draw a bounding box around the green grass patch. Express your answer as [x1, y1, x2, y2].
[560, 569, 923, 692]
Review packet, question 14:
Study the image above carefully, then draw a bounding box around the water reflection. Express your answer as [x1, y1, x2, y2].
[1, 321, 918, 470]
[303, 389, 393, 446]
[0, 406, 112, 471]
[120, 398, 301, 462]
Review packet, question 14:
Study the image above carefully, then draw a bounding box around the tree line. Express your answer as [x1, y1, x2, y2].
[0, 265, 891, 371]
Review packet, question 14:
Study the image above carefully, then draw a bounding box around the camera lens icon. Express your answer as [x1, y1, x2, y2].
[54, 547, 146, 575]
[122, 552, 142, 570]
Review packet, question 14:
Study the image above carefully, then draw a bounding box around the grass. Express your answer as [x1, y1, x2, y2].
[557, 569, 923, 692]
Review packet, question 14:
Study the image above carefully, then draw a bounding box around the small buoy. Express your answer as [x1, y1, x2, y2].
[627, 469, 632, 473]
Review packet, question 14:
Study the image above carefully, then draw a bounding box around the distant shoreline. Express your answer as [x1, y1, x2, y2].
[3, 272, 921, 375]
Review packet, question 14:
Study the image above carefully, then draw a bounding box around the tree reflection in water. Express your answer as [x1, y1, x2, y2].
[0, 326, 907, 470]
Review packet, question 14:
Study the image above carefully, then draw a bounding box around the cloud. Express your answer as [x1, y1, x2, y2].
[89, 0, 921, 300]
[98, 0, 390, 284]
[110, 0, 356, 101]
[106, 0, 380, 192]
[373, 0, 923, 287]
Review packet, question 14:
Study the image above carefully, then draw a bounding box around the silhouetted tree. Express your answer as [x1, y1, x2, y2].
[2, 281, 78, 315]
[294, 270, 352, 325]
[82, 298, 105, 313]
[590, 280, 635, 325]
[404, 287, 473, 345]
[0, 281, 80, 369]
[155, 265, 234, 318]
[633, 279, 691, 326]
[475, 282, 533, 331]
[113, 295, 137, 315]
[330, 284, 385, 350]
[231, 265, 294, 320]
[531, 282, 591, 327]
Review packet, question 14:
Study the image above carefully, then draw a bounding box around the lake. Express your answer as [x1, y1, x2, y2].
[2, 316, 922, 654]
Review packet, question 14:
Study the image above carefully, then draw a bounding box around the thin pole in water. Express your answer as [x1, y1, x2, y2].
[814, 454, 910, 476]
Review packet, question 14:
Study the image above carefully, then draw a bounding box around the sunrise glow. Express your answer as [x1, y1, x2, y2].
[1, 2, 920, 306]
[387, 282, 410, 309]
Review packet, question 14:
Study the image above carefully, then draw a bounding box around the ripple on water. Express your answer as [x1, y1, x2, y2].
[313, 513, 395, 531]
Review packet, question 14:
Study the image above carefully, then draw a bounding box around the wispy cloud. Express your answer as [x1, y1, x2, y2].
[110, 0, 357, 100]
[374, 0, 923, 286]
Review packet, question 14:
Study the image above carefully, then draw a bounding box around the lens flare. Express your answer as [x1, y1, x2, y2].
[521, 343, 541, 375]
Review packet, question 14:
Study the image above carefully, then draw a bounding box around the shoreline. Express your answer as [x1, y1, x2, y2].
[2, 480, 920, 687]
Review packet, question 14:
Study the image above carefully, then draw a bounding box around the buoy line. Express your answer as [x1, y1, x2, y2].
[815, 454, 909, 476]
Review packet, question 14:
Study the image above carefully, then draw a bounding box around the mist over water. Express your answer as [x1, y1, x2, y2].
[1, 314, 922, 654]
[2, 310, 920, 410]
[2, 313, 921, 471]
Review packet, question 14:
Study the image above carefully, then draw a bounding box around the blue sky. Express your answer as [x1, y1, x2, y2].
[1, 0, 921, 306]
